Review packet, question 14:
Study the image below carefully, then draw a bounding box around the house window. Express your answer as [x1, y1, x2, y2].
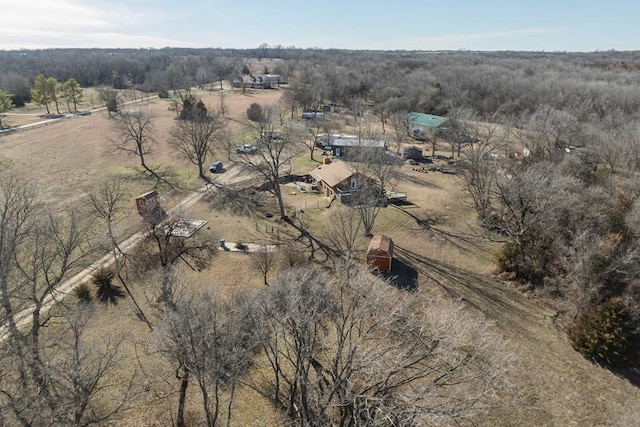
[351, 178, 357, 189]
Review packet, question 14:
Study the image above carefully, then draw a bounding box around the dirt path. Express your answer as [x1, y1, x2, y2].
[0, 163, 252, 343]
[395, 245, 640, 425]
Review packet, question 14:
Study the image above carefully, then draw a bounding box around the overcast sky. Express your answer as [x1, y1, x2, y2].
[1, 0, 637, 51]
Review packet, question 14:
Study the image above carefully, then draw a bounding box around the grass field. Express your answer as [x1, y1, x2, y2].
[2, 85, 639, 426]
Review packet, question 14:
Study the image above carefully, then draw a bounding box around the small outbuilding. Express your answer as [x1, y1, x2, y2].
[367, 235, 394, 272]
[135, 190, 166, 225]
[135, 191, 160, 215]
[406, 112, 450, 140]
[403, 146, 423, 160]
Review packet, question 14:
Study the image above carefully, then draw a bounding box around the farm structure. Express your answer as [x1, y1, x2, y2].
[367, 235, 394, 272]
[307, 159, 379, 203]
[403, 145, 423, 160]
[406, 112, 450, 140]
[135, 190, 166, 224]
[232, 74, 285, 89]
[135, 191, 160, 215]
[315, 134, 386, 158]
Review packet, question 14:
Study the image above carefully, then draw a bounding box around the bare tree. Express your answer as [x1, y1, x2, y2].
[112, 109, 164, 182]
[251, 246, 277, 286]
[236, 107, 303, 218]
[306, 113, 336, 161]
[131, 212, 218, 308]
[388, 111, 411, 153]
[0, 173, 137, 426]
[209, 57, 236, 91]
[43, 305, 134, 425]
[511, 105, 580, 161]
[324, 205, 363, 272]
[491, 162, 578, 282]
[156, 289, 256, 427]
[248, 267, 512, 426]
[171, 107, 225, 179]
[457, 121, 507, 223]
[437, 111, 479, 158]
[348, 146, 401, 237]
[87, 179, 153, 330]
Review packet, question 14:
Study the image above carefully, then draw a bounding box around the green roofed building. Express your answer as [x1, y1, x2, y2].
[406, 112, 450, 140]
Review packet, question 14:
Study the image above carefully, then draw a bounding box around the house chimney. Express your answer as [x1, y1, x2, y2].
[323, 157, 332, 165]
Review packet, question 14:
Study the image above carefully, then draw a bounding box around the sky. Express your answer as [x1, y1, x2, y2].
[1, 0, 638, 52]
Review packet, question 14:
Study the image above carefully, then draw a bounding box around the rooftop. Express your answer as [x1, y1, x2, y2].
[330, 137, 386, 148]
[316, 134, 386, 148]
[406, 112, 449, 128]
[308, 160, 355, 188]
[367, 234, 394, 255]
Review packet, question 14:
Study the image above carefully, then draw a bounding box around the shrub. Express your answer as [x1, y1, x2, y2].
[494, 240, 519, 274]
[180, 96, 207, 120]
[568, 297, 640, 367]
[74, 282, 93, 305]
[10, 94, 25, 108]
[493, 229, 555, 284]
[246, 102, 264, 122]
[92, 268, 125, 305]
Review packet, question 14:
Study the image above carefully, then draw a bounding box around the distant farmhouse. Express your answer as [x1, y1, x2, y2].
[315, 134, 386, 158]
[233, 74, 286, 89]
[406, 112, 450, 140]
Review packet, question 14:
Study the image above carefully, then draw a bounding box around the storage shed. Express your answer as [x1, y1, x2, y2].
[135, 191, 159, 215]
[367, 235, 394, 272]
[403, 146, 423, 160]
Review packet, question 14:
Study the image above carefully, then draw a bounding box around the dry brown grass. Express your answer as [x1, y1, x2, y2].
[3, 88, 640, 425]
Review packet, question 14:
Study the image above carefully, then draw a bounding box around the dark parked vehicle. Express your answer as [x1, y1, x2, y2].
[209, 161, 223, 173]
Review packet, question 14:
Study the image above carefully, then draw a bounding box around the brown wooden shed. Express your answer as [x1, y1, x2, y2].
[135, 190, 159, 215]
[367, 235, 394, 272]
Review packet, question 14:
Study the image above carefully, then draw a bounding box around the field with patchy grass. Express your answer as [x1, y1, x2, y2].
[2, 84, 640, 426]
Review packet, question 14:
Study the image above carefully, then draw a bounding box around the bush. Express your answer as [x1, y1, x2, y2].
[493, 229, 555, 284]
[10, 94, 25, 108]
[494, 240, 519, 274]
[74, 283, 93, 305]
[568, 297, 640, 367]
[246, 102, 264, 122]
[180, 96, 207, 120]
[92, 268, 125, 305]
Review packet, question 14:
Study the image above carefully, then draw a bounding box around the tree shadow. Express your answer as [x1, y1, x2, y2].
[395, 170, 443, 189]
[390, 204, 483, 255]
[393, 245, 543, 338]
[283, 217, 338, 264]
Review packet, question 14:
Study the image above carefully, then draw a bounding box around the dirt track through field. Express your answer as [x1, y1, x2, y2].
[394, 245, 640, 425]
[0, 164, 250, 343]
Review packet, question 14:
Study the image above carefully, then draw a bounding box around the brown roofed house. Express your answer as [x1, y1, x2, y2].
[310, 159, 379, 197]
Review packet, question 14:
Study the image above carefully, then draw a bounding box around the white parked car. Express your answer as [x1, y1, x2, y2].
[236, 144, 258, 154]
